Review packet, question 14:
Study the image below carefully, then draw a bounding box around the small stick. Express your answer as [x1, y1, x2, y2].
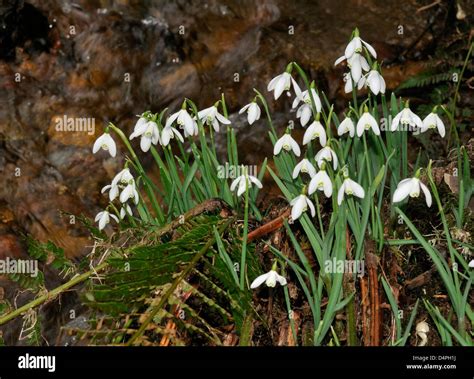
[247, 209, 290, 243]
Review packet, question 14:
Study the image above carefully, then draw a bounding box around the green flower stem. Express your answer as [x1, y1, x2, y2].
[0, 262, 109, 326]
[362, 133, 376, 236]
[108, 123, 163, 224]
[314, 194, 325, 239]
[240, 181, 250, 290]
[254, 89, 277, 136]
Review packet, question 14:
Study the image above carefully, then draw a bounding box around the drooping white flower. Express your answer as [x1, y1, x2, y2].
[274, 133, 301, 156]
[95, 210, 119, 231]
[197, 105, 231, 132]
[344, 35, 377, 59]
[357, 111, 380, 137]
[111, 168, 134, 188]
[161, 126, 184, 147]
[335, 33, 377, 65]
[239, 102, 261, 125]
[230, 171, 262, 197]
[129, 118, 149, 140]
[315, 146, 338, 170]
[391, 107, 423, 132]
[129, 116, 148, 139]
[296, 103, 313, 127]
[421, 112, 445, 138]
[303, 120, 327, 146]
[337, 116, 355, 137]
[92, 132, 116, 157]
[101, 183, 120, 201]
[292, 158, 316, 179]
[344, 73, 355, 93]
[347, 53, 370, 82]
[184, 118, 199, 137]
[250, 270, 287, 289]
[166, 108, 196, 136]
[267, 72, 295, 100]
[119, 204, 133, 219]
[292, 86, 322, 126]
[308, 170, 333, 198]
[130, 120, 160, 152]
[469, 260, 474, 268]
[337, 178, 365, 205]
[290, 194, 316, 221]
[119, 183, 139, 204]
[359, 70, 386, 95]
[102, 168, 138, 204]
[392, 177, 432, 207]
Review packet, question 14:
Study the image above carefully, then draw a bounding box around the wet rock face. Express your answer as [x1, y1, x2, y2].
[0, 1, 446, 251]
[0, 0, 51, 60]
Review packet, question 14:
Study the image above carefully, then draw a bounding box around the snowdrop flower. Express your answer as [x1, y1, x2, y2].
[92, 132, 116, 157]
[267, 70, 295, 100]
[315, 146, 338, 170]
[120, 183, 139, 204]
[101, 183, 119, 201]
[129, 115, 148, 138]
[292, 158, 316, 179]
[308, 169, 332, 198]
[250, 270, 287, 289]
[111, 168, 134, 188]
[290, 194, 315, 221]
[421, 111, 445, 138]
[95, 210, 118, 231]
[346, 34, 377, 58]
[469, 260, 474, 268]
[161, 125, 184, 146]
[344, 73, 355, 93]
[392, 177, 432, 207]
[184, 118, 199, 137]
[296, 103, 313, 127]
[391, 105, 423, 132]
[230, 170, 263, 197]
[197, 105, 231, 132]
[357, 111, 380, 137]
[347, 53, 370, 82]
[130, 120, 160, 152]
[292, 85, 322, 126]
[239, 102, 261, 125]
[166, 107, 196, 136]
[335, 30, 375, 81]
[274, 133, 301, 157]
[337, 177, 365, 205]
[303, 120, 326, 146]
[119, 204, 133, 219]
[337, 116, 355, 137]
[358, 70, 386, 95]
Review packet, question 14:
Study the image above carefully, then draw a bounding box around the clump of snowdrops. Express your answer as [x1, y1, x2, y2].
[92, 28, 473, 346]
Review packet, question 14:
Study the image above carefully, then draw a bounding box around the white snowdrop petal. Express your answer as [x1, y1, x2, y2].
[351, 180, 365, 199]
[250, 273, 270, 289]
[420, 182, 432, 207]
[230, 177, 241, 192]
[393, 180, 413, 203]
[337, 185, 345, 205]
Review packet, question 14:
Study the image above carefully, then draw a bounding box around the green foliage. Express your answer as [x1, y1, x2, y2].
[73, 213, 258, 345]
[26, 239, 74, 273]
[397, 70, 455, 91]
